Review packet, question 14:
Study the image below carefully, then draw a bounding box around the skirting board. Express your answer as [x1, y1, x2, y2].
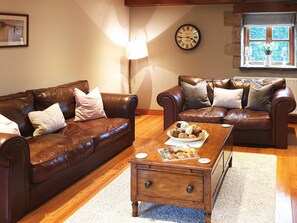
[136, 109, 162, 115]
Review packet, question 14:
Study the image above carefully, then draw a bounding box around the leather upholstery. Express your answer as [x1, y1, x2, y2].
[30, 80, 89, 119]
[28, 133, 94, 183]
[224, 109, 271, 130]
[158, 75, 296, 148]
[177, 107, 227, 123]
[0, 80, 138, 223]
[0, 92, 34, 136]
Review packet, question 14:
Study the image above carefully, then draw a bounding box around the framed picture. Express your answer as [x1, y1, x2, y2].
[0, 13, 28, 47]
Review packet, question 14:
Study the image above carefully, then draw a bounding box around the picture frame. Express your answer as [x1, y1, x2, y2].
[0, 13, 28, 47]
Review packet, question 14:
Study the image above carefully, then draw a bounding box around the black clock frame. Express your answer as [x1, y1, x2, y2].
[175, 24, 201, 50]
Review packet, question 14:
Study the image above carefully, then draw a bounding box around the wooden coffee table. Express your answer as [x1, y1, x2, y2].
[129, 122, 233, 223]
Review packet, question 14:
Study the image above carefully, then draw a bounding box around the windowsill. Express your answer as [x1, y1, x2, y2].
[240, 64, 297, 71]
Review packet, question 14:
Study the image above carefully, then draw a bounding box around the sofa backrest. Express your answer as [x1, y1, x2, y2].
[0, 92, 35, 136]
[0, 80, 89, 136]
[29, 80, 89, 119]
[229, 78, 285, 107]
[178, 75, 285, 107]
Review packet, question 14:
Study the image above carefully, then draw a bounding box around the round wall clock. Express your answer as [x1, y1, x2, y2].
[175, 24, 201, 50]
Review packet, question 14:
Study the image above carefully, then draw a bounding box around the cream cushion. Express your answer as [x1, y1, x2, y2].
[28, 103, 67, 137]
[0, 114, 21, 135]
[74, 87, 106, 121]
[212, 88, 243, 109]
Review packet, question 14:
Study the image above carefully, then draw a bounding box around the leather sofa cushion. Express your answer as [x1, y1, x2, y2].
[28, 134, 94, 183]
[177, 107, 228, 123]
[30, 80, 89, 119]
[61, 117, 130, 150]
[28, 117, 129, 183]
[223, 109, 271, 130]
[0, 92, 34, 136]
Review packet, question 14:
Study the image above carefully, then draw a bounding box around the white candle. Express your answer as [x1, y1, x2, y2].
[245, 47, 249, 55]
[282, 47, 287, 56]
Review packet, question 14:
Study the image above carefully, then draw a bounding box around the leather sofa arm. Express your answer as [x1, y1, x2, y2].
[101, 93, 138, 143]
[157, 85, 185, 130]
[272, 86, 296, 113]
[271, 86, 296, 148]
[0, 134, 30, 223]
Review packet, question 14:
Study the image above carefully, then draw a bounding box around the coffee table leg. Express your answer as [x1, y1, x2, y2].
[205, 211, 211, 223]
[132, 202, 138, 217]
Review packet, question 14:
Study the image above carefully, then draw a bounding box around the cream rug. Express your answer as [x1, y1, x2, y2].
[65, 152, 276, 223]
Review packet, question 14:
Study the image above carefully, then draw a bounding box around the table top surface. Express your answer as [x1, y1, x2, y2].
[130, 122, 233, 171]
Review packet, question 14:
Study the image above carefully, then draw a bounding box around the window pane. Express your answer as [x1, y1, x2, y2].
[272, 41, 289, 62]
[250, 42, 266, 61]
[250, 27, 266, 40]
[272, 26, 289, 40]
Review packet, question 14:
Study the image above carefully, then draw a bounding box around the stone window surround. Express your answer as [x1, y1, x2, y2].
[224, 12, 242, 69]
[224, 11, 297, 70]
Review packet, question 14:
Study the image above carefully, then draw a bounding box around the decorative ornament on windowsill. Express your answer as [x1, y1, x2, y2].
[125, 39, 148, 94]
[263, 42, 274, 67]
[244, 46, 252, 66]
[281, 47, 287, 66]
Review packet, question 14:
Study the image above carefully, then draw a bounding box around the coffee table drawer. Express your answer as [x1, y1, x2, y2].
[137, 170, 204, 202]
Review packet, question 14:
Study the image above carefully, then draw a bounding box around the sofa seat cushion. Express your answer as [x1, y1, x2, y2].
[61, 117, 130, 150]
[223, 109, 271, 130]
[177, 107, 228, 123]
[28, 134, 94, 183]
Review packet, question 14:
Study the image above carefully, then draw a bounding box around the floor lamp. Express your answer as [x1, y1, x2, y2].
[126, 40, 148, 94]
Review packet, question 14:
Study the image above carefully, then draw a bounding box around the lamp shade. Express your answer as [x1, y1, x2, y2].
[126, 40, 148, 60]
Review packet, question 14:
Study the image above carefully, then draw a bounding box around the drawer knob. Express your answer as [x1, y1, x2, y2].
[186, 185, 194, 193]
[145, 180, 152, 189]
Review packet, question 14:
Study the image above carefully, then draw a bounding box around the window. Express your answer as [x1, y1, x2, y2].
[242, 13, 296, 68]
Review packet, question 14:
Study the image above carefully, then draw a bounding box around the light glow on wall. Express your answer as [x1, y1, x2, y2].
[126, 40, 148, 60]
[130, 6, 193, 42]
[75, 0, 129, 46]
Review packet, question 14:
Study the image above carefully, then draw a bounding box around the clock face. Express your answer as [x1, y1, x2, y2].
[175, 24, 201, 50]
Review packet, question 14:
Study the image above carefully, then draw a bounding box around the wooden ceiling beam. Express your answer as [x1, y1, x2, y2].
[125, 0, 240, 7]
[125, 0, 297, 7]
[234, 2, 297, 12]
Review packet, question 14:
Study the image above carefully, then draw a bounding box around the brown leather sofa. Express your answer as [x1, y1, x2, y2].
[0, 80, 138, 223]
[157, 75, 296, 149]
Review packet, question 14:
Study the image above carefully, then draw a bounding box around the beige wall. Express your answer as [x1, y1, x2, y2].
[1, 2, 296, 110]
[130, 5, 297, 110]
[0, 0, 129, 95]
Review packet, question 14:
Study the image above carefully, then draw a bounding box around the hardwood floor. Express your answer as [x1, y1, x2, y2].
[19, 115, 297, 223]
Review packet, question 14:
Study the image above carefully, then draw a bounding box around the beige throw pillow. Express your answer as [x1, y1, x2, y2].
[0, 114, 21, 135]
[74, 87, 106, 121]
[28, 103, 67, 137]
[212, 88, 243, 109]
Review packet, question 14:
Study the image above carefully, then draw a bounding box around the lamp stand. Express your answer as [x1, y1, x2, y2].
[128, 59, 132, 94]
[126, 39, 148, 117]
[128, 59, 141, 117]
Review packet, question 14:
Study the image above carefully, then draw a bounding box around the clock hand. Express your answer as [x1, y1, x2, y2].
[179, 36, 196, 41]
[180, 36, 196, 41]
